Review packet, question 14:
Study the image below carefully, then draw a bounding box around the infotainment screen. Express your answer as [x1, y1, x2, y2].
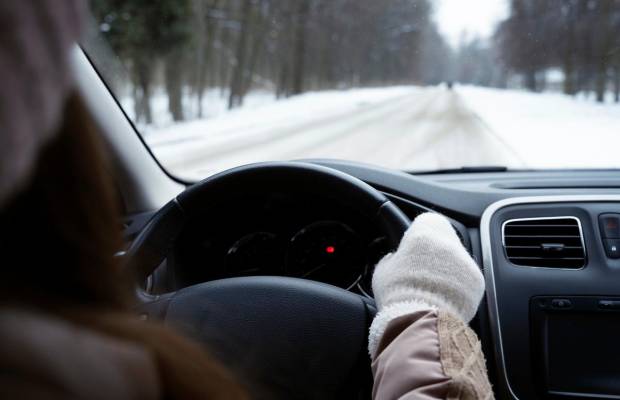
[546, 312, 620, 396]
[531, 297, 620, 399]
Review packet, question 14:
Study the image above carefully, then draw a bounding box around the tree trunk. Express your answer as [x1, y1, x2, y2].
[276, 63, 289, 99]
[139, 79, 153, 125]
[217, 23, 228, 95]
[241, 3, 267, 99]
[595, 0, 612, 103]
[132, 85, 141, 123]
[194, 0, 220, 118]
[613, 66, 620, 103]
[563, 56, 575, 95]
[242, 35, 262, 98]
[228, 0, 251, 109]
[496, 68, 508, 89]
[165, 56, 185, 121]
[193, 0, 208, 118]
[536, 72, 546, 92]
[133, 58, 153, 124]
[595, 64, 607, 103]
[524, 69, 537, 92]
[291, 0, 309, 95]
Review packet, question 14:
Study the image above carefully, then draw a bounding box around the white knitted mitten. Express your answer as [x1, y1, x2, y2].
[368, 212, 485, 356]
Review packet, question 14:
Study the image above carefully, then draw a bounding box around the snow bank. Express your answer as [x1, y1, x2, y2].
[458, 86, 620, 169]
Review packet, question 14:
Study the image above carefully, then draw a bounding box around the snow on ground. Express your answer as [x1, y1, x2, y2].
[137, 84, 620, 180]
[458, 86, 620, 169]
[146, 86, 419, 178]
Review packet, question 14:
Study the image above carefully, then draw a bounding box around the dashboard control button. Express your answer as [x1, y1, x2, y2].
[600, 214, 620, 239]
[603, 239, 620, 259]
[551, 298, 572, 309]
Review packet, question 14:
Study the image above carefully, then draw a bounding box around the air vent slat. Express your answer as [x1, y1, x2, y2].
[506, 224, 578, 228]
[504, 235, 580, 238]
[507, 219, 578, 226]
[502, 217, 586, 269]
[509, 257, 585, 260]
[505, 245, 582, 249]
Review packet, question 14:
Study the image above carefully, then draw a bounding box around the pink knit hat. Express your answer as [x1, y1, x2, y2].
[0, 0, 85, 207]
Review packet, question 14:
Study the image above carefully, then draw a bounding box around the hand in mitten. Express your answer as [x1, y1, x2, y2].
[368, 212, 485, 356]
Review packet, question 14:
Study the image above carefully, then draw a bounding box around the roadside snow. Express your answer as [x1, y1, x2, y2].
[457, 86, 620, 169]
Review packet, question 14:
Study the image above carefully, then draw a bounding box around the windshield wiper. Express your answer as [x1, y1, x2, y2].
[410, 166, 508, 175]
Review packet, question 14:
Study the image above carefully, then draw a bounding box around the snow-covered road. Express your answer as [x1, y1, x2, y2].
[149, 86, 524, 179]
[146, 85, 620, 180]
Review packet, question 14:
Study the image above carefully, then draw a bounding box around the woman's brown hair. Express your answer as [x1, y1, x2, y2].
[0, 92, 131, 309]
[0, 93, 247, 399]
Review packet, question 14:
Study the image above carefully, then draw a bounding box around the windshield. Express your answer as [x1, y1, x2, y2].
[84, 0, 620, 180]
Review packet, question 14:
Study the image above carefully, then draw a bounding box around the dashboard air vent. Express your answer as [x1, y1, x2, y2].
[502, 217, 585, 269]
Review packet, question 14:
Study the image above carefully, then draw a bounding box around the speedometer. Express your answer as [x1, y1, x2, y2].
[226, 232, 284, 276]
[286, 221, 364, 289]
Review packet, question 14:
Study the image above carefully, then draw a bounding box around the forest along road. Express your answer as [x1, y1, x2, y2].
[152, 87, 525, 179]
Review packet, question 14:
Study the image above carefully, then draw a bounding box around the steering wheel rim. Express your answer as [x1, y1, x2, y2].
[127, 162, 411, 398]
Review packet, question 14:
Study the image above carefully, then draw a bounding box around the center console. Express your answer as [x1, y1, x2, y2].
[481, 196, 620, 400]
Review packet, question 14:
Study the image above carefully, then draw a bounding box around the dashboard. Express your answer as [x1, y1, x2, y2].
[128, 160, 620, 400]
[144, 180, 471, 298]
[161, 193, 396, 296]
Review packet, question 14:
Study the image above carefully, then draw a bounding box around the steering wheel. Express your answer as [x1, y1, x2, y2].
[127, 162, 410, 399]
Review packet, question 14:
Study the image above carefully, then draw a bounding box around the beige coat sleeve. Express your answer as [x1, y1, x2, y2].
[371, 310, 494, 400]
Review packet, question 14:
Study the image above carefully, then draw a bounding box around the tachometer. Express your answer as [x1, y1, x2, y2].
[287, 221, 363, 289]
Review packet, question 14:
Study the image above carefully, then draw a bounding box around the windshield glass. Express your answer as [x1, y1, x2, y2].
[84, 0, 620, 180]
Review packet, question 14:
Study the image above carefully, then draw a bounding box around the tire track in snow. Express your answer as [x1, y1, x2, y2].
[184, 92, 426, 176]
[385, 90, 525, 170]
[291, 88, 446, 164]
[158, 90, 417, 174]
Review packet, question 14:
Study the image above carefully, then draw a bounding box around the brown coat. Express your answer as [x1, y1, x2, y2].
[0, 308, 247, 400]
[372, 310, 494, 400]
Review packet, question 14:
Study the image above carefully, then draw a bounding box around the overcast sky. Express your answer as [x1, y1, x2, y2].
[434, 0, 509, 48]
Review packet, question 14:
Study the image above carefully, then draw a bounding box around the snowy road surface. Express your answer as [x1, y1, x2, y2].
[146, 86, 619, 180]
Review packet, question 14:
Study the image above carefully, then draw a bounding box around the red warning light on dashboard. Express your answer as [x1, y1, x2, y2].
[325, 246, 336, 254]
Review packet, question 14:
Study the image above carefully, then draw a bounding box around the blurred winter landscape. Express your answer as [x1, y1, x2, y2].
[85, 0, 620, 179]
